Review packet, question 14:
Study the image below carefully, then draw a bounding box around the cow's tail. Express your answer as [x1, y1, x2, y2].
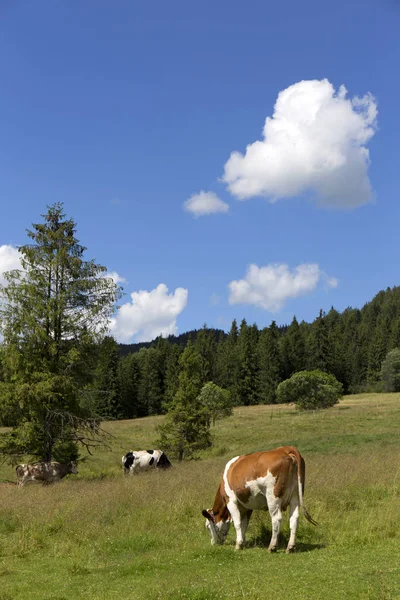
[288, 448, 318, 526]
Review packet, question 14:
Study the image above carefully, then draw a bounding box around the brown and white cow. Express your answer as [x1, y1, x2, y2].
[202, 446, 317, 553]
[16, 461, 78, 487]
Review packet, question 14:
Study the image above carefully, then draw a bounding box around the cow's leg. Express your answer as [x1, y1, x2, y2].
[20, 476, 34, 487]
[240, 510, 253, 547]
[286, 496, 300, 553]
[266, 495, 283, 552]
[227, 500, 245, 550]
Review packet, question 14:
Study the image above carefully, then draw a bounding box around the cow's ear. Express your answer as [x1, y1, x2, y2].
[202, 509, 215, 523]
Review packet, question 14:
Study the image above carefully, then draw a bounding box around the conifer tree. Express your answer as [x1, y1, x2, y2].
[257, 321, 283, 404]
[163, 344, 182, 410]
[237, 320, 259, 405]
[157, 342, 211, 461]
[0, 203, 119, 461]
[136, 347, 164, 416]
[90, 336, 121, 419]
[215, 319, 241, 404]
[280, 316, 307, 379]
[194, 324, 217, 384]
[118, 353, 141, 419]
[307, 310, 329, 372]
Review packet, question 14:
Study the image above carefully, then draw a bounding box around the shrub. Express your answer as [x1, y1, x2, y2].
[380, 348, 400, 392]
[276, 370, 343, 411]
[197, 382, 233, 427]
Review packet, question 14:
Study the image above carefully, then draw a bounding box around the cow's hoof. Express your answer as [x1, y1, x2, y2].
[235, 545, 243, 551]
[285, 546, 295, 554]
[267, 546, 277, 553]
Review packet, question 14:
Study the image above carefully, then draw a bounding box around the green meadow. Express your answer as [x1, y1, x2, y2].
[0, 393, 399, 600]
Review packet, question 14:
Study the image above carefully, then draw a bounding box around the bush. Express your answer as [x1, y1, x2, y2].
[276, 370, 343, 411]
[380, 348, 400, 392]
[197, 382, 233, 427]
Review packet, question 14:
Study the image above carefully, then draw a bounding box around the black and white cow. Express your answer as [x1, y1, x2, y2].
[122, 449, 172, 474]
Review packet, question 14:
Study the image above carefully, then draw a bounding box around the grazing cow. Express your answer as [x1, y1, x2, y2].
[122, 449, 172, 474]
[16, 461, 78, 487]
[202, 446, 317, 553]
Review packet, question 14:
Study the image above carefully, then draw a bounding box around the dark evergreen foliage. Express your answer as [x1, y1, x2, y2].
[3, 283, 400, 423]
[0, 203, 119, 460]
[118, 328, 227, 356]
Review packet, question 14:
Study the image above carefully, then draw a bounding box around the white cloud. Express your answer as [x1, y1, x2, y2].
[228, 263, 337, 311]
[110, 283, 188, 343]
[106, 271, 127, 285]
[0, 245, 22, 286]
[326, 276, 338, 289]
[183, 190, 229, 217]
[210, 292, 220, 305]
[223, 79, 377, 208]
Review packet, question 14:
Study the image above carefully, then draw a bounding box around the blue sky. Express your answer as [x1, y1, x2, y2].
[0, 0, 399, 342]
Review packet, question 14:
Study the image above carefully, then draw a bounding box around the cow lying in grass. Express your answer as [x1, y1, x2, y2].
[122, 449, 172, 474]
[16, 461, 78, 487]
[202, 446, 317, 553]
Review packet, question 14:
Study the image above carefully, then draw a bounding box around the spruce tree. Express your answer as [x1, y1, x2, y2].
[280, 316, 307, 379]
[118, 353, 141, 419]
[90, 336, 121, 419]
[0, 203, 119, 461]
[307, 310, 329, 372]
[237, 320, 259, 405]
[194, 324, 217, 384]
[157, 342, 211, 461]
[257, 321, 283, 404]
[215, 319, 241, 404]
[163, 344, 182, 410]
[136, 348, 164, 416]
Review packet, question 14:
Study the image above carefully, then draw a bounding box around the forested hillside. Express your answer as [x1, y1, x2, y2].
[2, 285, 400, 423]
[79, 285, 400, 419]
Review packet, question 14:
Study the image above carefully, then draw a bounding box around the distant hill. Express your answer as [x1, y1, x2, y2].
[119, 327, 227, 356]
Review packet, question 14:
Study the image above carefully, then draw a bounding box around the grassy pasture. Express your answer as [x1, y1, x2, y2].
[0, 393, 399, 600]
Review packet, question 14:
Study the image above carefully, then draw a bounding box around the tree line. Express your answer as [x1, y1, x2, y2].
[88, 285, 400, 421]
[1, 202, 399, 463]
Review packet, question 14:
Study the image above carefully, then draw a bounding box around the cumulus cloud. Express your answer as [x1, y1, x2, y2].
[110, 283, 188, 343]
[223, 79, 377, 208]
[106, 271, 127, 285]
[183, 191, 229, 217]
[228, 263, 337, 312]
[0, 245, 22, 286]
[210, 292, 220, 305]
[326, 276, 338, 289]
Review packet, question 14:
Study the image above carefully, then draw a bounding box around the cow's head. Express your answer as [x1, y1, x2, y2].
[202, 508, 231, 545]
[68, 462, 78, 475]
